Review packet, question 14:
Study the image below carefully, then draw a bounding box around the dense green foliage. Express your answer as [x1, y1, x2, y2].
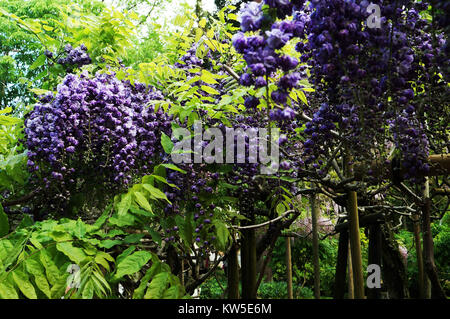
[0, 0, 448, 300]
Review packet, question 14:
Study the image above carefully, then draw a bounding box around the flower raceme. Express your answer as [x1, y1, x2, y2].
[25, 71, 171, 211]
[233, 0, 307, 108]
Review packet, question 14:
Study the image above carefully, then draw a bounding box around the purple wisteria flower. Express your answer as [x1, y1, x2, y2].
[239, 2, 263, 32]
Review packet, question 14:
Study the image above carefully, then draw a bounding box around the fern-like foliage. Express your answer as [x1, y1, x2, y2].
[0, 170, 189, 299]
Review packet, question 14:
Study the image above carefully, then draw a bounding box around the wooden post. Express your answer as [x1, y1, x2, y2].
[311, 192, 321, 299]
[347, 191, 365, 298]
[227, 242, 240, 299]
[367, 224, 382, 299]
[285, 237, 293, 299]
[334, 230, 348, 299]
[347, 243, 354, 299]
[345, 154, 365, 299]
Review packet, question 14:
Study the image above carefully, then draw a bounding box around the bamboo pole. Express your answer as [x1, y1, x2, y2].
[345, 153, 365, 299]
[285, 237, 293, 299]
[347, 192, 365, 299]
[347, 243, 354, 299]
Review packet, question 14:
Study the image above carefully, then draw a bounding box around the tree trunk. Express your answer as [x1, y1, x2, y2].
[334, 230, 349, 299]
[413, 215, 426, 298]
[241, 228, 249, 299]
[241, 227, 257, 299]
[311, 193, 321, 299]
[367, 224, 382, 299]
[227, 242, 240, 299]
[285, 237, 293, 299]
[380, 225, 409, 299]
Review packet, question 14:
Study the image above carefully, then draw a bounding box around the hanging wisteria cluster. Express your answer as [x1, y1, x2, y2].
[25, 71, 171, 212]
[54, 44, 92, 68]
[232, 0, 306, 118]
[298, 0, 440, 182]
[233, 0, 447, 183]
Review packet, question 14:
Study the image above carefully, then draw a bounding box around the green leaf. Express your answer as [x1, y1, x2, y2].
[175, 214, 192, 246]
[276, 202, 286, 215]
[133, 259, 162, 299]
[160, 163, 186, 174]
[82, 280, 94, 299]
[12, 270, 37, 299]
[74, 219, 86, 239]
[25, 259, 51, 299]
[142, 184, 170, 202]
[29, 54, 46, 70]
[92, 206, 111, 230]
[49, 230, 72, 242]
[0, 204, 9, 237]
[134, 191, 154, 212]
[162, 285, 182, 299]
[16, 215, 33, 230]
[92, 270, 111, 296]
[297, 90, 308, 105]
[123, 233, 145, 244]
[99, 239, 123, 249]
[0, 107, 12, 114]
[39, 251, 60, 286]
[114, 251, 152, 279]
[201, 71, 218, 84]
[0, 278, 18, 299]
[117, 193, 132, 216]
[56, 242, 87, 264]
[25, 257, 45, 277]
[149, 175, 179, 189]
[115, 246, 136, 265]
[29, 88, 51, 96]
[161, 132, 174, 154]
[145, 226, 162, 245]
[129, 206, 155, 217]
[214, 220, 229, 250]
[94, 252, 113, 271]
[108, 213, 135, 227]
[50, 274, 68, 299]
[0, 116, 21, 126]
[198, 18, 207, 28]
[0, 239, 13, 262]
[144, 272, 169, 299]
[201, 85, 220, 95]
